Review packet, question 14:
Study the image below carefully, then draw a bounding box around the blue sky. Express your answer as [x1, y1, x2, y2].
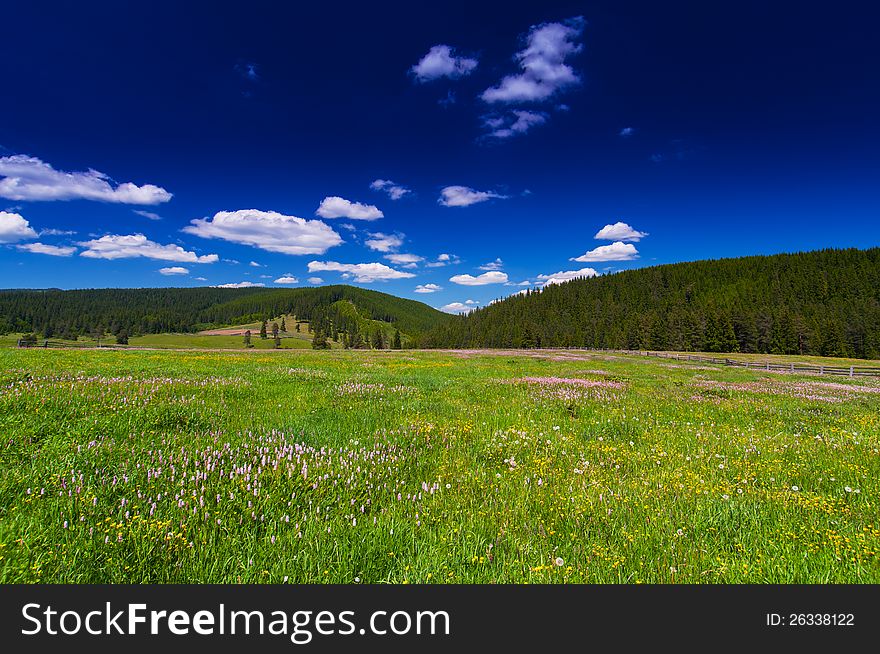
[1, 0, 878, 313]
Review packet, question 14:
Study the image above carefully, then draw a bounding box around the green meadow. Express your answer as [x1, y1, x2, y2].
[1, 347, 878, 583]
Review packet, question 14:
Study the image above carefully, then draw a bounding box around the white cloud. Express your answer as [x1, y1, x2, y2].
[465, 299, 479, 305]
[274, 276, 299, 284]
[370, 179, 411, 200]
[483, 110, 547, 139]
[571, 241, 639, 262]
[159, 266, 190, 275]
[414, 283, 442, 293]
[449, 271, 508, 285]
[619, 127, 636, 138]
[183, 209, 343, 255]
[0, 210, 38, 243]
[439, 302, 475, 314]
[39, 228, 76, 236]
[438, 186, 508, 207]
[315, 196, 383, 221]
[478, 258, 504, 271]
[505, 280, 531, 286]
[0, 155, 172, 204]
[365, 232, 403, 252]
[249, 260, 263, 267]
[194, 277, 207, 281]
[77, 234, 219, 263]
[594, 222, 648, 242]
[16, 242, 76, 256]
[385, 253, 423, 268]
[133, 210, 162, 221]
[425, 253, 461, 267]
[537, 267, 598, 286]
[411, 45, 478, 82]
[481, 17, 584, 103]
[307, 261, 416, 283]
[307, 277, 324, 284]
[214, 281, 265, 288]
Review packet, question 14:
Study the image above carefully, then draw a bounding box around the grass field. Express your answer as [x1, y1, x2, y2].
[1, 347, 878, 583]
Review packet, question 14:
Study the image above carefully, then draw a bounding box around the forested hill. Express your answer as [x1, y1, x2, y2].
[0, 285, 451, 339]
[418, 248, 880, 359]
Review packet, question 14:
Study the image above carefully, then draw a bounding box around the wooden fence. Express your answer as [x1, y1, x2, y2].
[547, 348, 880, 378]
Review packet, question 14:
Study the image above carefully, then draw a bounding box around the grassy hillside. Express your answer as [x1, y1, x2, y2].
[0, 284, 450, 343]
[419, 247, 880, 359]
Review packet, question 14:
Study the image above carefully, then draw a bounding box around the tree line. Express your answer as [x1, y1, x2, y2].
[417, 248, 880, 359]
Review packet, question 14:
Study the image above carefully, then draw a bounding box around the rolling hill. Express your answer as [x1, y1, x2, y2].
[417, 247, 880, 359]
[0, 285, 451, 343]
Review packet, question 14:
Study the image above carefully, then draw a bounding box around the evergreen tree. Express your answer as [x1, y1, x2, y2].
[260, 320, 268, 339]
[281, 317, 286, 332]
[393, 329, 402, 349]
[271, 322, 279, 338]
[295, 322, 301, 333]
[243, 329, 252, 347]
[312, 328, 330, 350]
[115, 329, 129, 345]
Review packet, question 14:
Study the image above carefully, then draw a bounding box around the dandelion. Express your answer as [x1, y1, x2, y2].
[554, 557, 564, 567]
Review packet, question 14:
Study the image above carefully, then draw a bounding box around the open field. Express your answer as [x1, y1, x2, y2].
[1, 348, 878, 583]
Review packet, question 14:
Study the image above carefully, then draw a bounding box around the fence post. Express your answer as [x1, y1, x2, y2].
[766, 361, 770, 371]
[790, 363, 794, 373]
[850, 366, 854, 378]
[820, 365, 824, 375]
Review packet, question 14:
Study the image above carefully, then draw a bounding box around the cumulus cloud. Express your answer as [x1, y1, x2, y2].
[439, 302, 475, 314]
[594, 221, 648, 242]
[482, 110, 547, 139]
[159, 266, 190, 275]
[536, 267, 598, 286]
[365, 232, 404, 252]
[385, 253, 423, 268]
[307, 277, 324, 284]
[0, 155, 172, 204]
[438, 186, 508, 207]
[411, 45, 478, 82]
[249, 260, 263, 267]
[571, 241, 639, 262]
[315, 196, 383, 221]
[274, 275, 299, 284]
[619, 127, 636, 138]
[183, 209, 343, 255]
[370, 179, 411, 200]
[449, 271, 508, 285]
[478, 258, 504, 271]
[16, 242, 76, 256]
[0, 210, 38, 243]
[214, 281, 265, 288]
[481, 17, 584, 103]
[414, 283, 442, 293]
[77, 234, 219, 263]
[307, 261, 416, 283]
[425, 253, 461, 267]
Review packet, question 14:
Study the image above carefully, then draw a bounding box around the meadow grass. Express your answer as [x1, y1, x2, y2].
[1, 347, 877, 583]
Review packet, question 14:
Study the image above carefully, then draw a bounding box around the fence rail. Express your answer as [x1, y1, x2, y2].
[545, 348, 880, 378]
[16, 338, 109, 349]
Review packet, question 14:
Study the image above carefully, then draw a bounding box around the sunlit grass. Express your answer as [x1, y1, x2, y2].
[1, 348, 877, 583]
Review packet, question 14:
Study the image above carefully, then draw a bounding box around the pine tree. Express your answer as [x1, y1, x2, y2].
[393, 329, 402, 349]
[271, 322, 279, 338]
[260, 320, 267, 339]
[244, 329, 252, 347]
[115, 329, 128, 345]
[312, 328, 330, 350]
[295, 323, 301, 333]
[281, 317, 287, 332]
